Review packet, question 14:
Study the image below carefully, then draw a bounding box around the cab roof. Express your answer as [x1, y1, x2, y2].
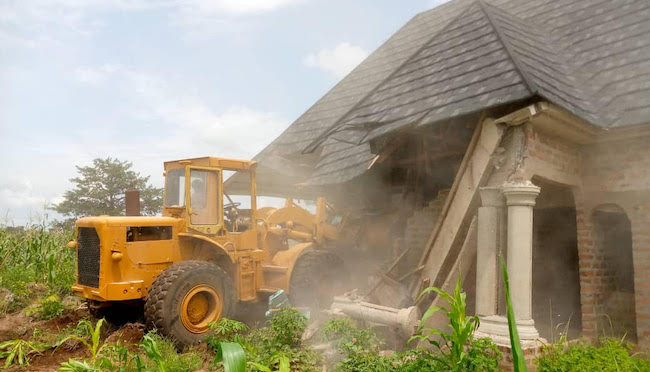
[164, 157, 256, 171]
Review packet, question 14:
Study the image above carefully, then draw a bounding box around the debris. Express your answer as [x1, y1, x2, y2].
[329, 293, 420, 337]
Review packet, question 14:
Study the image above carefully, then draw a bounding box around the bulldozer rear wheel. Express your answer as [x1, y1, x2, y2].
[289, 250, 349, 309]
[144, 260, 235, 347]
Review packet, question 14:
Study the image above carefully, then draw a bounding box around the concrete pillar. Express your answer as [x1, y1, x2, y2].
[476, 187, 504, 317]
[476, 181, 543, 348]
[502, 181, 540, 321]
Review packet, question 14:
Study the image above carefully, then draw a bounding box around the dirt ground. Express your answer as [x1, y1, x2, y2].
[0, 307, 145, 372]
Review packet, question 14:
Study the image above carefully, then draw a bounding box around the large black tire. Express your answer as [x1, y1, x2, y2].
[144, 260, 236, 347]
[289, 250, 349, 309]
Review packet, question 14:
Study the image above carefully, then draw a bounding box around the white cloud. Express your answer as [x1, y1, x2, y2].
[70, 63, 289, 161]
[73, 64, 120, 84]
[179, 0, 300, 15]
[0, 0, 303, 47]
[304, 42, 369, 79]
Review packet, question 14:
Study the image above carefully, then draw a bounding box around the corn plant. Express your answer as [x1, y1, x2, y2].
[248, 353, 290, 372]
[216, 341, 246, 372]
[501, 254, 528, 372]
[58, 318, 106, 363]
[0, 338, 50, 368]
[408, 275, 480, 371]
[59, 359, 101, 372]
[96, 341, 145, 372]
[140, 333, 168, 372]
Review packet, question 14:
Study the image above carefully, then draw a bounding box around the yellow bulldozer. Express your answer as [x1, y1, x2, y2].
[68, 156, 349, 346]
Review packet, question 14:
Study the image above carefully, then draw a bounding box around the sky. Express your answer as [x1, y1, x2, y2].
[0, 0, 448, 226]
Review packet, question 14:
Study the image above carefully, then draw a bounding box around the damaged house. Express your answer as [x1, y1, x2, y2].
[227, 0, 650, 354]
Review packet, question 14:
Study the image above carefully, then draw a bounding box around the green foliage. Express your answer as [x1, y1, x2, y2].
[336, 352, 394, 372]
[269, 307, 308, 347]
[536, 338, 650, 372]
[322, 317, 380, 356]
[0, 338, 50, 368]
[216, 341, 246, 372]
[27, 294, 65, 320]
[209, 314, 319, 372]
[0, 225, 76, 314]
[59, 359, 101, 372]
[248, 353, 291, 372]
[501, 255, 528, 372]
[96, 341, 145, 372]
[207, 318, 249, 349]
[139, 332, 201, 372]
[408, 275, 499, 372]
[59, 319, 107, 363]
[53, 157, 162, 218]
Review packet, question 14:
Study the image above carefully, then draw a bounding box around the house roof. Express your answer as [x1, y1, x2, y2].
[231, 0, 650, 194]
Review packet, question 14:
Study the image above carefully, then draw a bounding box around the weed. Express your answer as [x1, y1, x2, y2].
[0, 338, 50, 368]
[536, 338, 650, 371]
[27, 294, 65, 320]
[140, 331, 202, 372]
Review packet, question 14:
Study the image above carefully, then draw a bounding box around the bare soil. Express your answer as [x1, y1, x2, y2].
[0, 306, 148, 371]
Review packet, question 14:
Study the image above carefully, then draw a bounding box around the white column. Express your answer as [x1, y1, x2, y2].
[475, 181, 542, 347]
[476, 187, 503, 317]
[502, 181, 540, 321]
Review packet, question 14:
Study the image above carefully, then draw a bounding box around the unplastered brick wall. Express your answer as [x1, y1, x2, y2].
[576, 134, 650, 347]
[525, 126, 582, 179]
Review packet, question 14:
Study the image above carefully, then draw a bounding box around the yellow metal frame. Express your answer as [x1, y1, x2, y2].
[71, 156, 341, 312]
[185, 165, 224, 235]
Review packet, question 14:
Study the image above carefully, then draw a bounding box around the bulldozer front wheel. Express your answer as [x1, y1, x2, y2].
[144, 261, 235, 347]
[289, 250, 349, 309]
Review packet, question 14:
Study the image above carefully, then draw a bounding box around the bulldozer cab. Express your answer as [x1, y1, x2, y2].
[163, 157, 258, 236]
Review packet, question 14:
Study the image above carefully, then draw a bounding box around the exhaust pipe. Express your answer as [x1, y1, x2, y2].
[125, 187, 141, 216]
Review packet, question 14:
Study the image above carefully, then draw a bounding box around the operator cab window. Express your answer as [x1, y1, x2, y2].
[165, 168, 185, 207]
[190, 169, 219, 225]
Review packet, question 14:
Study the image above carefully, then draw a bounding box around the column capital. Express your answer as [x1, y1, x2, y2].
[502, 181, 541, 207]
[479, 187, 505, 208]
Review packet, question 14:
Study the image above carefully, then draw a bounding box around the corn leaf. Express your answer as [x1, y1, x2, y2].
[217, 342, 246, 372]
[501, 254, 528, 372]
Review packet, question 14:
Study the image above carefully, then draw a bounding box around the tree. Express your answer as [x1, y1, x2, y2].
[53, 157, 162, 219]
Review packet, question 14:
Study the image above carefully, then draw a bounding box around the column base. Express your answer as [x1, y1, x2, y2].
[475, 315, 544, 348]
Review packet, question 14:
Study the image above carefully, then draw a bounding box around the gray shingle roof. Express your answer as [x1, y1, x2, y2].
[245, 0, 650, 192]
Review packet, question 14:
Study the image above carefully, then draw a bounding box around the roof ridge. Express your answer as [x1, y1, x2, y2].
[477, 0, 537, 94]
[300, 0, 477, 155]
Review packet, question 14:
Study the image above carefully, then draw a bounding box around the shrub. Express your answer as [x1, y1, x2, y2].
[322, 317, 380, 356]
[269, 308, 307, 347]
[536, 338, 650, 372]
[27, 294, 65, 320]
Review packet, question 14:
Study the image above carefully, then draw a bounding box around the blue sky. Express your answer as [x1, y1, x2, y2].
[0, 0, 448, 225]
